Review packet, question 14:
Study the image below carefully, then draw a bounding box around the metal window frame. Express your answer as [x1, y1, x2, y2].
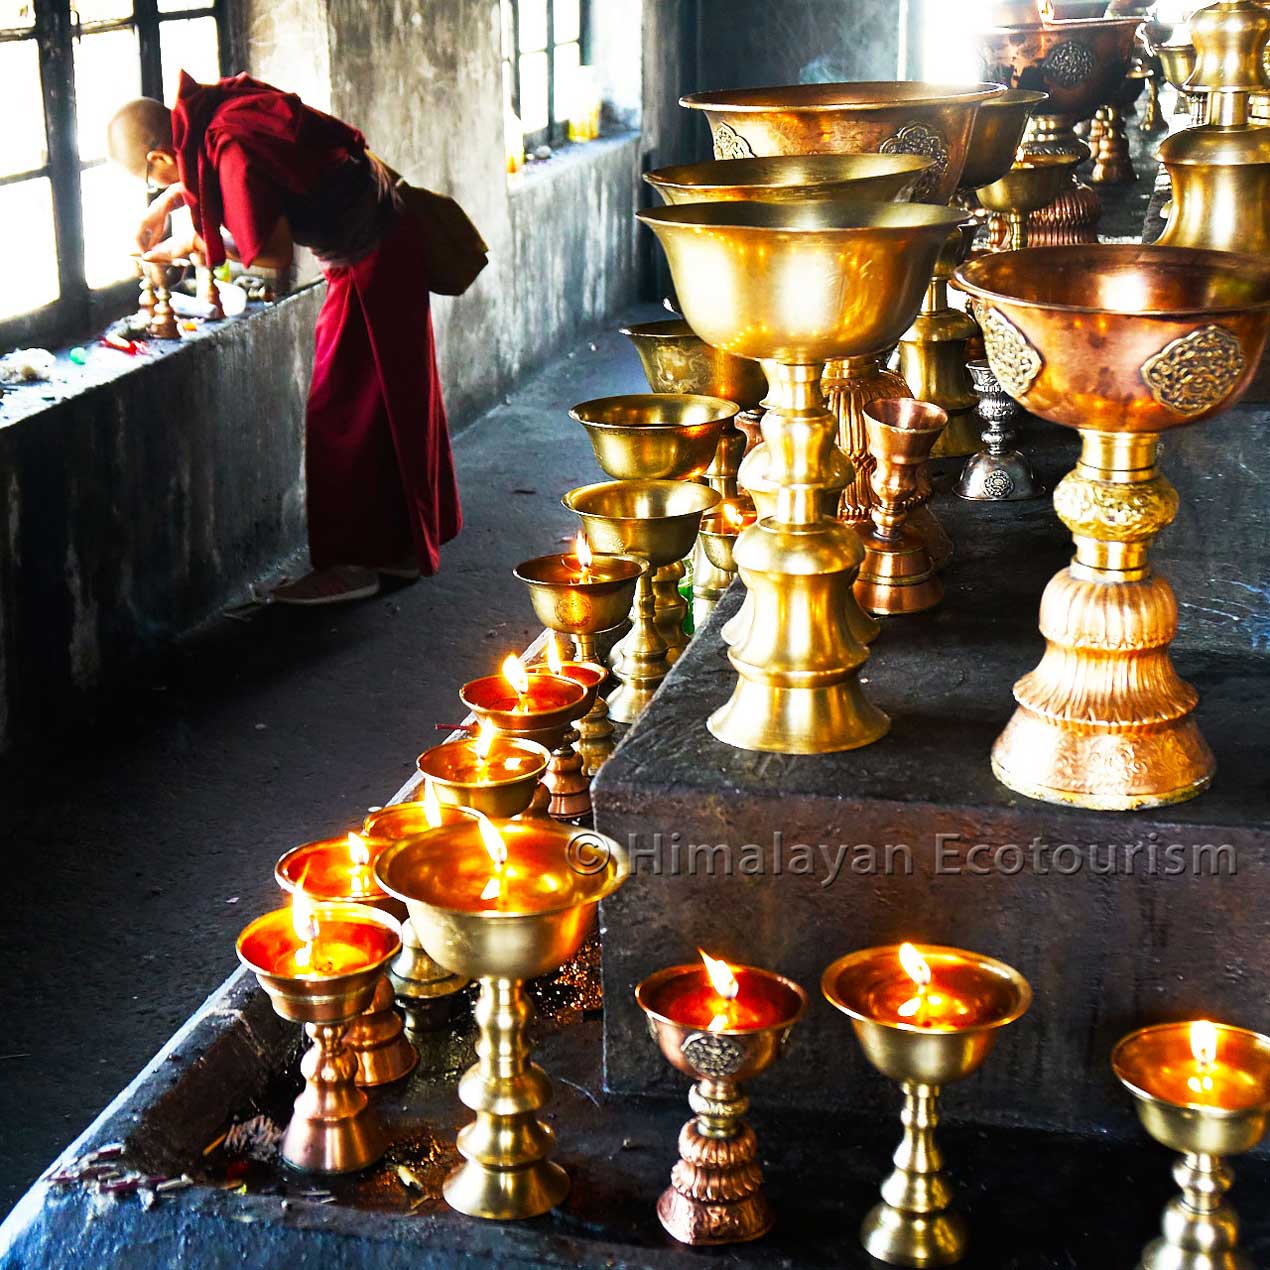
[504, 0, 589, 152]
[0, 0, 232, 350]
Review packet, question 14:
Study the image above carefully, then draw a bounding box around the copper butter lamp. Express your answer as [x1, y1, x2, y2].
[636, 955, 807, 1245]
[678, 81, 1003, 529]
[823, 943, 1032, 1267]
[376, 817, 629, 1220]
[274, 833, 418, 1087]
[956, 244, 1270, 809]
[236, 902, 402, 1174]
[639, 199, 964, 754]
[1114, 1020, 1270, 1270]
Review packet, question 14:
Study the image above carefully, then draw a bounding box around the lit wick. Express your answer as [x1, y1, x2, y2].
[1188, 1020, 1220, 1099]
[422, 777, 444, 828]
[478, 814, 509, 905]
[474, 718, 497, 775]
[346, 831, 372, 895]
[547, 634, 568, 678]
[575, 531, 594, 584]
[700, 948, 740, 1033]
[897, 942, 935, 1025]
[723, 501, 747, 531]
[501, 652, 531, 708]
[291, 890, 321, 976]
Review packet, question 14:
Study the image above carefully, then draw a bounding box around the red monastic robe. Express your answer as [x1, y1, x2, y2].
[171, 72, 461, 573]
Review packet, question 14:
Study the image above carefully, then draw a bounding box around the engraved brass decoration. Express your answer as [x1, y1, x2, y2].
[1042, 40, 1098, 89]
[879, 121, 948, 201]
[712, 121, 755, 160]
[979, 307, 1043, 398]
[681, 1032, 746, 1078]
[1141, 325, 1247, 417]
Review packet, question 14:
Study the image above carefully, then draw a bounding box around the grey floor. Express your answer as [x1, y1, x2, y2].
[0, 306, 658, 1219]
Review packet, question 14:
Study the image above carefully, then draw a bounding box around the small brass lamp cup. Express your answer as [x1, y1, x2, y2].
[636, 964, 808, 1246]
[976, 151, 1086, 250]
[416, 735, 550, 819]
[236, 904, 402, 1174]
[274, 837, 418, 1087]
[376, 818, 629, 1221]
[856, 399, 949, 617]
[563, 480, 719, 723]
[1114, 1021, 1270, 1270]
[823, 945, 1032, 1267]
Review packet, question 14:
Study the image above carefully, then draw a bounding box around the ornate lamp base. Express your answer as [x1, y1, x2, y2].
[657, 1117, 772, 1246]
[346, 974, 419, 1086]
[608, 569, 671, 724]
[992, 430, 1215, 810]
[1137, 1154, 1248, 1270]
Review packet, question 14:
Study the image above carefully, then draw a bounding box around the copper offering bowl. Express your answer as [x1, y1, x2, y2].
[679, 81, 1006, 203]
[978, 18, 1144, 122]
[459, 672, 588, 739]
[959, 88, 1052, 190]
[956, 244, 1270, 809]
[570, 393, 737, 482]
[620, 318, 767, 409]
[644, 153, 934, 206]
[416, 736, 550, 819]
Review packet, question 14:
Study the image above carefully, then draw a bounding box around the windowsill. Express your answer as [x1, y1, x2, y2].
[506, 128, 639, 194]
[0, 283, 322, 431]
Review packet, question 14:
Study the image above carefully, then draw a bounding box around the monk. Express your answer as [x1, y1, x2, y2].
[106, 73, 462, 604]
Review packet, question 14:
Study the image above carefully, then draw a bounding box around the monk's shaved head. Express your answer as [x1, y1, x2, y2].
[107, 98, 174, 179]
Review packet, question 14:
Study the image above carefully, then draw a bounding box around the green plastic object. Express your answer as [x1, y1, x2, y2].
[69, 347, 88, 365]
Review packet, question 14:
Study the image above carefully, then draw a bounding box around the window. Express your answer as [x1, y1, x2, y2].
[501, 0, 587, 150]
[1, 0, 231, 345]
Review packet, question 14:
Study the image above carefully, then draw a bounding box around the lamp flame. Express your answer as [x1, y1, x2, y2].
[478, 814, 508, 869]
[1038, 0, 1054, 19]
[724, 502, 746, 530]
[547, 635, 566, 677]
[899, 942, 933, 990]
[422, 778, 443, 828]
[700, 949, 740, 1001]
[575, 532, 593, 575]
[347, 831, 371, 868]
[291, 890, 318, 970]
[1191, 1020, 1219, 1068]
[475, 719, 497, 762]
[502, 653, 530, 698]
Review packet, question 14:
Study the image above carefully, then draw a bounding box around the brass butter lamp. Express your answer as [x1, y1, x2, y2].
[619, 318, 763, 627]
[563, 479, 718, 723]
[678, 81, 1003, 529]
[956, 244, 1270, 809]
[1156, 1, 1270, 260]
[823, 944, 1032, 1267]
[1114, 1020, 1270, 1270]
[570, 393, 734, 666]
[376, 816, 629, 1220]
[237, 903, 402, 1173]
[903, 88, 1048, 460]
[976, 150, 1086, 249]
[639, 200, 964, 753]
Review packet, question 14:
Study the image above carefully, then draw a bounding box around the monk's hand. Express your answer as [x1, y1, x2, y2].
[136, 203, 170, 252]
[143, 234, 197, 265]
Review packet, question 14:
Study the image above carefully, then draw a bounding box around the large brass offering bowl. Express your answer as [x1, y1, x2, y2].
[563, 480, 719, 567]
[513, 551, 646, 636]
[955, 244, 1270, 810]
[959, 88, 1051, 189]
[955, 245, 1270, 430]
[636, 201, 968, 365]
[620, 319, 767, 408]
[680, 81, 1005, 203]
[978, 19, 1144, 122]
[644, 153, 933, 206]
[570, 393, 737, 481]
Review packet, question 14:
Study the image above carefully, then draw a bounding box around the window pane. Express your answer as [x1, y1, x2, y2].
[0, 2, 35, 30]
[553, 40, 579, 122]
[0, 39, 46, 176]
[554, 0, 580, 45]
[0, 178, 58, 318]
[75, 1, 135, 22]
[82, 161, 145, 289]
[518, 0, 547, 52]
[519, 50, 548, 133]
[74, 28, 140, 164]
[161, 16, 220, 103]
